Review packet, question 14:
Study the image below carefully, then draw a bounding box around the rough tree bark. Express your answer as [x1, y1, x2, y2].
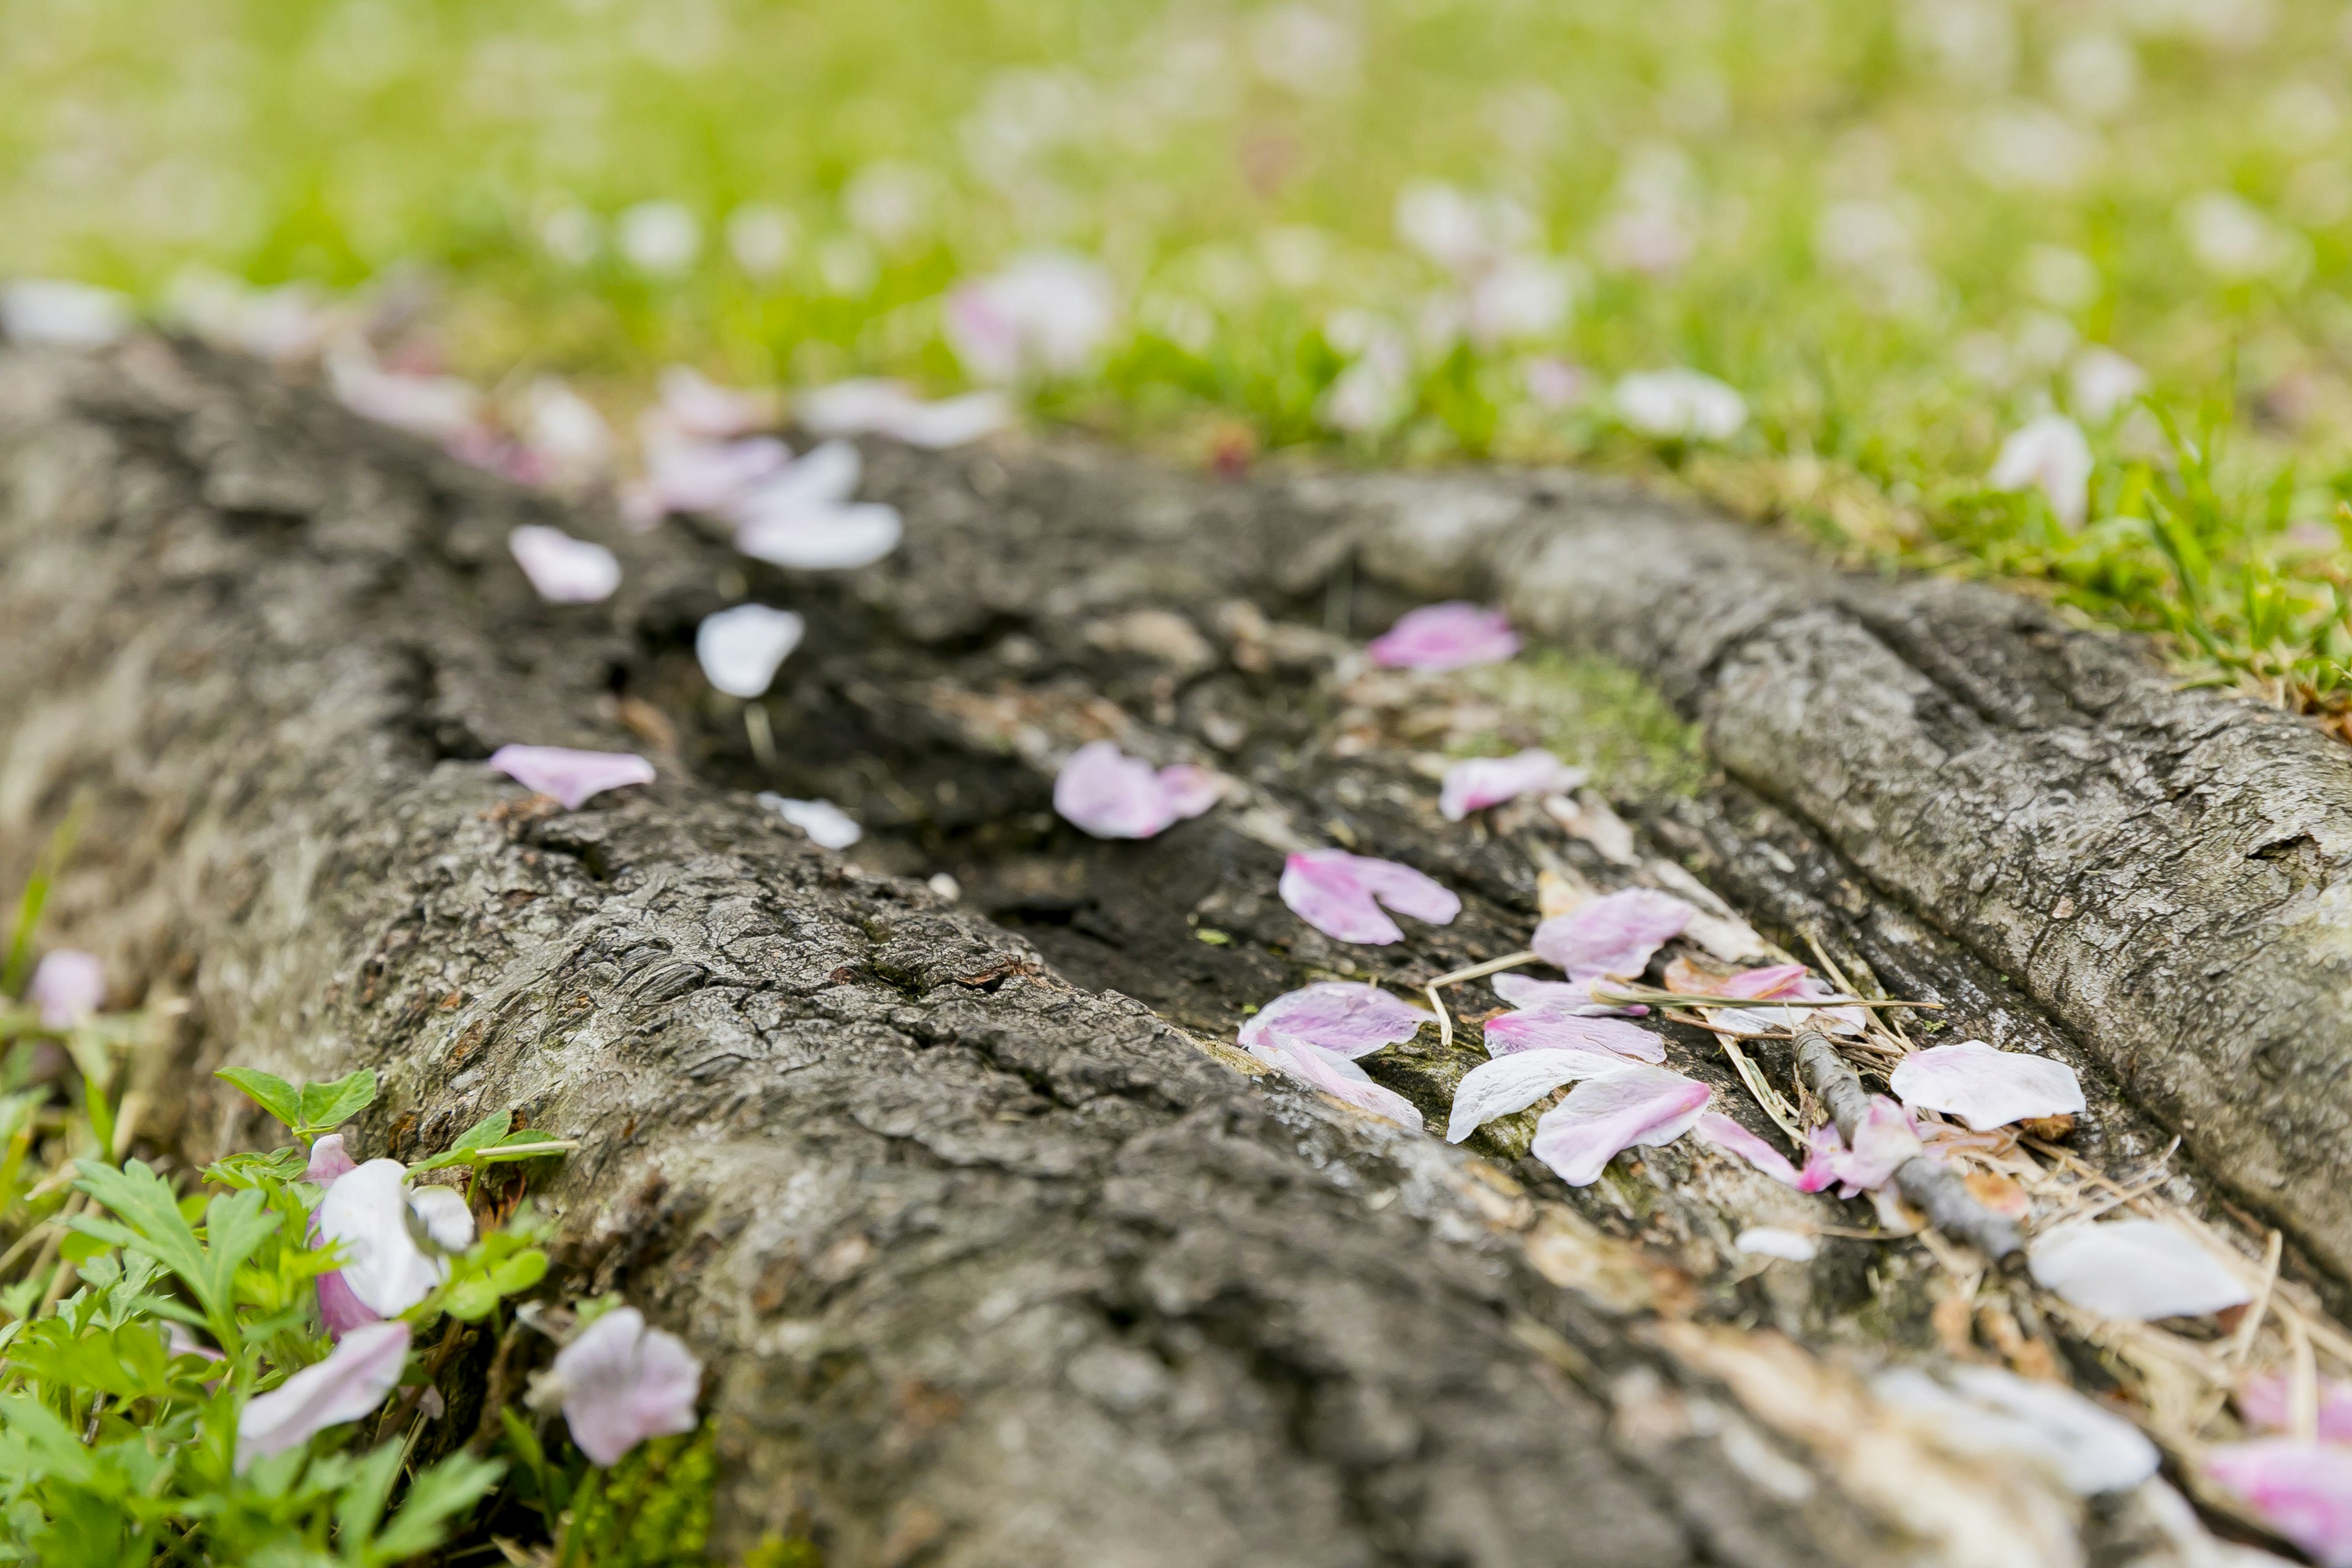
[0, 339, 2335, 1567]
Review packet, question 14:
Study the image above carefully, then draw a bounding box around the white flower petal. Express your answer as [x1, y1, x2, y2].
[1445, 1047, 1637, 1142]
[2028, 1219, 2252, 1322]
[236, 1321, 410, 1471]
[696, 605, 806, 698]
[1888, 1040, 2085, 1131]
[757, 794, 863, 850]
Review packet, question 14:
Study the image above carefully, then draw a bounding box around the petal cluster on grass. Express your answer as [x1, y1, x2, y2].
[696, 605, 805, 698]
[508, 526, 621, 604]
[2027, 1219, 2253, 1321]
[539, 1306, 704, 1466]
[1278, 848, 1460, 944]
[1887, 1040, 2086, 1131]
[756, 793, 863, 850]
[1366, 603, 1520, 671]
[1438, 749, 1586, 820]
[1528, 1063, 1712, 1185]
[236, 1320, 411, 1472]
[1530, 887, 1694, 980]
[1237, 982, 1428, 1058]
[28, 950, 104, 1028]
[487, 745, 655, 810]
[1054, 741, 1223, 839]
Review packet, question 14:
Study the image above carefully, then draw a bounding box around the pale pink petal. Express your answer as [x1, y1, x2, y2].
[944, 252, 1117, 383]
[1155, 764, 1224, 822]
[548, 1307, 704, 1466]
[306, 1134, 357, 1186]
[2239, 1374, 2352, 1446]
[1615, 369, 1746, 440]
[236, 1321, 411, 1470]
[635, 434, 790, 521]
[758, 794, 862, 850]
[487, 745, 655, 810]
[724, 439, 861, 520]
[1531, 888, 1694, 979]
[1693, 1112, 1800, 1185]
[1875, 1365, 2159, 1496]
[1055, 741, 1191, 840]
[315, 1161, 447, 1317]
[1479, 1008, 1665, 1063]
[733, 503, 903, 570]
[1278, 850, 1460, 945]
[1247, 1037, 1423, 1130]
[1792, 1121, 1849, 1194]
[1446, 1048, 1638, 1142]
[1989, 413, 2094, 530]
[1238, 982, 1428, 1059]
[328, 351, 480, 440]
[2204, 1441, 2352, 1568]
[315, 1267, 380, 1338]
[508, 526, 621, 604]
[1794, 1096, 1923, 1196]
[889, 391, 1014, 448]
[408, 1186, 476, 1252]
[1888, 1041, 2086, 1132]
[2028, 1219, 2253, 1321]
[658, 366, 778, 439]
[1735, 1227, 1817, 1262]
[1438, 749, 1588, 821]
[28, 950, 104, 1028]
[1366, 602, 1520, 671]
[695, 605, 805, 698]
[1488, 973, 1646, 1017]
[1714, 964, 1812, 1000]
[1529, 1065, 1711, 1186]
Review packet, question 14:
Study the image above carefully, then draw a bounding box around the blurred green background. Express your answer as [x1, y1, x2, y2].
[8, 0, 2352, 709]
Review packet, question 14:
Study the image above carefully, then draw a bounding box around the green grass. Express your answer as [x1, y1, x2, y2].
[8, 0, 2352, 712]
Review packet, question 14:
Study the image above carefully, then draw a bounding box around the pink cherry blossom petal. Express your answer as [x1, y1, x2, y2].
[1367, 602, 1520, 671]
[1529, 1065, 1711, 1186]
[1479, 1009, 1665, 1063]
[1989, 413, 2094, 530]
[548, 1306, 704, 1466]
[314, 1267, 380, 1339]
[2239, 1374, 2352, 1445]
[1488, 973, 1647, 1017]
[508, 526, 621, 604]
[315, 1160, 449, 1317]
[1793, 1096, 1922, 1196]
[1888, 1041, 2087, 1132]
[1237, 982, 1428, 1060]
[2029, 1220, 2252, 1321]
[1693, 1112, 1800, 1185]
[1716, 964, 1812, 1000]
[487, 745, 655, 810]
[236, 1319, 411, 1470]
[1053, 741, 1221, 840]
[1246, 1037, 1423, 1130]
[1438, 749, 1588, 821]
[305, 1134, 357, 1186]
[630, 434, 791, 524]
[725, 439, 861, 520]
[28, 950, 104, 1028]
[1531, 888, 1695, 979]
[1446, 1048, 1640, 1142]
[1874, 1365, 2159, 1496]
[1278, 849, 1461, 945]
[2204, 1441, 2352, 1567]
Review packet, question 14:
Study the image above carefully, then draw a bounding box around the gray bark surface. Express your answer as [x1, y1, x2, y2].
[0, 340, 2329, 1567]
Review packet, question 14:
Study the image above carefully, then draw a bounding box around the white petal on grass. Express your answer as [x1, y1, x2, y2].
[236, 1320, 410, 1471]
[1, 279, 132, 346]
[618, 202, 703, 276]
[696, 605, 806, 698]
[1888, 1040, 2085, 1131]
[2029, 1219, 2252, 1321]
[1988, 413, 2094, 529]
[1734, 1227, 1817, 1262]
[1445, 1047, 1638, 1142]
[508, 526, 621, 604]
[2069, 347, 2147, 421]
[1614, 369, 1747, 440]
[758, 794, 862, 850]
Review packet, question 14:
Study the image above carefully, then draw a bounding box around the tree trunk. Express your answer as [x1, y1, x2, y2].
[0, 339, 2328, 1566]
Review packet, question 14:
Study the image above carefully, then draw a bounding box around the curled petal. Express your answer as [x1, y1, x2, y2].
[1794, 1096, 1921, 1196]
[315, 1161, 449, 1317]
[1480, 1009, 1664, 1063]
[1237, 982, 1428, 1060]
[1531, 888, 1695, 980]
[1248, 1037, 1423, 1129]
[1439, 750, 1586, 821]
[236, 1321, 410, 1471]
[656, 366, 777, 439]
[1367, 603, 1520, 671]
[28, 950, 104, 1028]
[1529, 1065, 1711, 1186]
[1445, 1047, 1637, 1142]
[695, 605, 805, 698]
[544, 1307, 704, 1466]
[408, 1186, 476, 1253]
[634, 434, 790, 521]
[1278, 850, 1459, 945]
[488, 745, 655, 810]
[1054, 742, 1221, 840]
[2028, 1219, 2252, 1321]
[1692, 1112, 1800, 1185]
[2203, 1441, 2352, 1567]
[1888, 1041, 2086, 1133]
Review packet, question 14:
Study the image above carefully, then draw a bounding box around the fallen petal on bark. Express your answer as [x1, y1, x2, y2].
[1238, 982, 1428, 1060]
[1366, 602, 1520, 671]
[1488, 973, 1646, 1017]
[1439, 749, 1587, 821]
[1876, 1365, 2159, 1496]
[1734, 1227, 1817, 1262]
[1693, 1112, 1800, 1185]
[2238, 1373, 2352, 1445]
[1480, 1008, 1665, 1063]
[695, 605, 806, 698]
[508, 526, 621, 604]
[1446, 1047, 1639, 1142]
[1054, 741, 1221, 840]
[1278, 849, 1460, 944]
[757, 794, 862, 850]
[1531, 888, 1695, 979]
[1529, 1065, 1711, 1186]
[2203, 1441, 2352, 1567]
[1247, 1037, 1424, 1131]
[2029, 1219, 2253, 1321]
[1889, 1041, 2087, 1132]
[487, 745, 655, 810]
